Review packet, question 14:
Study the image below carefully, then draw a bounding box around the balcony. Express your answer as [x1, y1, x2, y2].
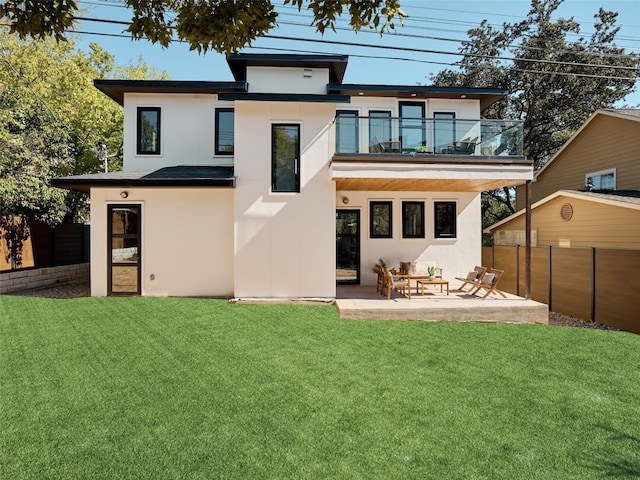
[331, 116, 532, 192]
[333, 116, 524, 157]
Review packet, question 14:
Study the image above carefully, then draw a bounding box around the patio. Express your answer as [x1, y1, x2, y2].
[335, 281, 548, 324]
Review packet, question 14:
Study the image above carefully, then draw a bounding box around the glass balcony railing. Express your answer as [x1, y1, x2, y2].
[333, 116, 524, 157]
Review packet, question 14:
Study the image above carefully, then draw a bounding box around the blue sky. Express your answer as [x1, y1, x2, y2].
[75, 0, 640, 106]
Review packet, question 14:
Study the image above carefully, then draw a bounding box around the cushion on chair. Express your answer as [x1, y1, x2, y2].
[466, 271, 478, 281]
[481, 273, 495, 285]
[400, 262, 414, 275]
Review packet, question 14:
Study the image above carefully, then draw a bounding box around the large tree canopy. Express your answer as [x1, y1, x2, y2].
[429, 0, 640, 233]
[1, 0, 407, 54]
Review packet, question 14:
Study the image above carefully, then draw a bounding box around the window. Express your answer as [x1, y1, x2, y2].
[433, 112, 455, 153]
[215, 108, 234, 155]
[585, 168, 615, 191]
[370, 201, 392, 238]
[399, 102, 425, 152]
[434, 201, 456, 238]
[272, 124, 300, 192]
[137, 107, 161, 155]
[336, 110, 359, 153]
[402, 201, 425, 238]
[369, 110, 392, 152]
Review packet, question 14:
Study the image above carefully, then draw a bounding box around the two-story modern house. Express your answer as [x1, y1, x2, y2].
[53, 54, 532, 298]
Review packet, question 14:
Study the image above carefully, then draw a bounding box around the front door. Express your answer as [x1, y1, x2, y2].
[336, 209, 360, 284]
[108, 204, 141, 295]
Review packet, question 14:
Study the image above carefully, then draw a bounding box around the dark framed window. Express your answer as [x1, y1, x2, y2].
[136, 107, 161, 155]
[272, 124, 300, 193]
[433, 112, 455, 153]
[370, 201, 392, 238]
[336, 110, 359, 153]
[399, 102, 425, 152]
[369, 110, 392, 152]
[402, 201, 425, 238]
[434, 201, 457, 238]
[215, 108, 234, 155]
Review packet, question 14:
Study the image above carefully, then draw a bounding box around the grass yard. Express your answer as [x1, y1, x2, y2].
[1, 295, 639, 479]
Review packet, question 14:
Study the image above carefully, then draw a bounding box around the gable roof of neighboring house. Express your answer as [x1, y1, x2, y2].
[533, 109, 640, 180]
[51, 166, 235, 193]
[484, 189, 640, 233]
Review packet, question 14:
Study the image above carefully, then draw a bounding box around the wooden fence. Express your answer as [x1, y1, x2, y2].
[1, 217, 89, 272]
[482, 245, 640, 334]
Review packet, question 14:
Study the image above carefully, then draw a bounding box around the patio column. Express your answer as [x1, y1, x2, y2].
[525, 180, 532, 300]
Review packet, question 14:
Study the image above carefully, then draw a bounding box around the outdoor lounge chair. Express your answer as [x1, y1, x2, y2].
[468, 268, 507, 298]
[455, 266, 488, 292]
[382, 267, 409, 299]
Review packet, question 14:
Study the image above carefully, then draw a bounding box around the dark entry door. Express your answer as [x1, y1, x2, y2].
[336, 209, 360, 284]
[108, 204, 141, 295]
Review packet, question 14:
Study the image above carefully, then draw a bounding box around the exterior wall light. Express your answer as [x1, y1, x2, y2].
[342, 197, 349, 205]
[120, 191, 128, 199]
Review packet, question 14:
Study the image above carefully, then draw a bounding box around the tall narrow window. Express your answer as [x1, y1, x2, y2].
[402, 201, 425, 238]
[369, 110, 392, 152]
[336, 110, 359, 153]
[137, 107, 161, 155]
[215, 108, 234, 155]
[272, 124, 300, 193]
[370, 201, 392, 238]
[399, 102, 425, 152]
[434, 112, 455, 153]
[434, 201, 457, 238]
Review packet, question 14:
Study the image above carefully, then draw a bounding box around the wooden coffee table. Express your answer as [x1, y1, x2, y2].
[416, 278, 449, 296]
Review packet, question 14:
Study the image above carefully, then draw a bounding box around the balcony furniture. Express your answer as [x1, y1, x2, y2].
[455, 266, 488, 292]
[445, 137, 478, 155]
[468, 268, 507, 298]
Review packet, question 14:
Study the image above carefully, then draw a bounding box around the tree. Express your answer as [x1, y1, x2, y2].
[430, 0, 640, 233]
[0, 31, 167, 266]
[1, 0, 407, 54]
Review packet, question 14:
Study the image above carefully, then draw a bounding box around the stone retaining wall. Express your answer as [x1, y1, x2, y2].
[0, 263, 90, 294]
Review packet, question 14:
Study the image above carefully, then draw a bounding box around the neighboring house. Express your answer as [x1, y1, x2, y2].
[53, 54, 532, 298]
[487, 109, 640, 248]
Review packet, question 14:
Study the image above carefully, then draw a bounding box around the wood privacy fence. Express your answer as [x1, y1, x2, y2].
[1, 218, 90, 272]
[482, 245, 640, 334]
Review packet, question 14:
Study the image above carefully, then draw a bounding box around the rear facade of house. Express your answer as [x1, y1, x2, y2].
[54, 54, 532, 298]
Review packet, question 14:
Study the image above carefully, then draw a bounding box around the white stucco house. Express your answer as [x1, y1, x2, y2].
[53, 54, 533, 298]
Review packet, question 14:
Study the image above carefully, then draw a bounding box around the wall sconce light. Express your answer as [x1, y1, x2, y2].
[342, 196, 349, 205]
[120, 191, 128, 199]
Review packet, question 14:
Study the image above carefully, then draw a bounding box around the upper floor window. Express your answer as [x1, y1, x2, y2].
[434, 201, 457, 238]
[369, 110, 392, 153]
[402, 201, 425, 238]
[272, 124, 300, 193]
[336, 110, 359, 154]
[433, 112, 455, 154]
[215, 108, 234, 155]
[586, 168, 615, 191]
[137, 107, 161, 155]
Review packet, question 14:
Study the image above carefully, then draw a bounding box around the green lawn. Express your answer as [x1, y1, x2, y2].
[1, 296, 639, 479]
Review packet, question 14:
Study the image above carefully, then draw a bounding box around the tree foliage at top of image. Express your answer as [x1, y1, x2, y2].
[429, 0, 640, 231]
[1, 0, 407, 54]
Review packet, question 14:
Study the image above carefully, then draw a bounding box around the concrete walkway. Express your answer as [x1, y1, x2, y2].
[336, 283, 548, 324]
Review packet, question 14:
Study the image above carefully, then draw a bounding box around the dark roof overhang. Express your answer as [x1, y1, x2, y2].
[328, 84, 507, 111]
[227, 53, 349, 84]
[218, 92, 351, 103]
[51, 166, 235, 193]
[94, 80, 247, 105]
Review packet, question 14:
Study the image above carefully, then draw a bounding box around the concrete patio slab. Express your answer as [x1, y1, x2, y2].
[336, 282, 548, 324]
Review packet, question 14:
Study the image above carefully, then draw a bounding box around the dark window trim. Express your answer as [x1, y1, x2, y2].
[399, 101, 426, 151]
[433, 111, 456, 154]
[107, 204, 142, 296]
[336, 109, 360, 154]
[136, 106, 161, 155]
[271, 123, 301, 193]
[434, 201, 457, 239]
[370, 200, 393, 239]
[402, 201, 425, 238]
[215, 107, 234, 156]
